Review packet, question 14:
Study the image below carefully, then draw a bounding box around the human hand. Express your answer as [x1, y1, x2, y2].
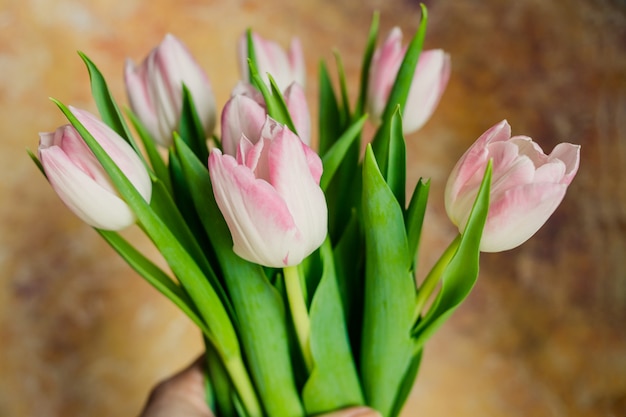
[139, 356, 380, 417]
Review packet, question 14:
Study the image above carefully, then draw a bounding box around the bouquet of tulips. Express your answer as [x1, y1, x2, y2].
[30, 5, 580, 417]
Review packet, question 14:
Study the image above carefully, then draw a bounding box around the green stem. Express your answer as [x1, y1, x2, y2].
[224, 355, 263, 417]
[414, 234, 461, 321]
[283, 265, 313, 372]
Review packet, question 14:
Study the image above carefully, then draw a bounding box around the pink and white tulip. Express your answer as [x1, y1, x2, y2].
[238, 32, 306, 91]
[125, 34, 217, 147]
[209, 117, 326, 267]
[368, 27, 450, 134]
[220, 81, 311, 156]
[444, 120, 580, 252]
[38, 107, 152, 231]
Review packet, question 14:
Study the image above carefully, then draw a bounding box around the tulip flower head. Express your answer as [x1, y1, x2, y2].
[38, 107, 152, 231]
[220, 82, 311, 156]
[125, 34, 217, 147]
[238, 32, 306, 91]
[368, 27, 450, 134]
[209, 117, 326, 267]
[445, 120, 580, 252]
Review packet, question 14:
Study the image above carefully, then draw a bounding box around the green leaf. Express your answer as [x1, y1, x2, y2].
[354, 11, 380, 119]
[53, 96, 241, 370]
[302, 239, 364, 414]
[269, 74, 298, 134]
[148, 172, 231, 317]
[320, 114, 368, 191]
[78, 52, 140, 154]
[205, 338, 237, 417]
[385, 107, 407, 209]
[318, 61, 342, 156]
[179, 84, 209, 164]
[125, 109, 172, 193]
[332, 211, 364, 358]
[388, 348, 423, 417]
[27, 148, 45, 177]
[370, 5, 428, 153]
[380, 4, 428, 124]
[405, 178, 430, 264]
[360, 145, 417, 417]
[333, 50, 351, 125]
[249, 60, 297, 134]
[168, 148, 221, 276]
[246, 28, 258, 83]
[97, 229, 209, 335]
[175, 136, 304, 417]
[413, 162, 492, 346]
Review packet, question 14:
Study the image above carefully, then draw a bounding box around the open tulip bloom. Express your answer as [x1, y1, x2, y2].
[30, 6, 579, 417]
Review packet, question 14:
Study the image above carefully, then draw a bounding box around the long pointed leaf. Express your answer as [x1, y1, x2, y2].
[405, 178, 430, 264]
[386, 107, 407, 208]
[53, 97, 241, 366]
[320, 114, 368, 191]
[413, 162, 492, 346]
[179, 84, 209, 164]
[126, 109, 172, 193]
[302, 239, 364, 414]
[380, 4, 428, 124]
[354, 12, 380, 119]
[318, 61, 342, 156]
[371, 5, 428, 154]
[360, 145, 416, 416]
[78, 52, 139, 153]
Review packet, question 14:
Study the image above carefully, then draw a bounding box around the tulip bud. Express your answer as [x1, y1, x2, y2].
[38, 107, 152, 231]
[368, 27, 450, 134]
[220, 82, 311, 156]
[125, 34, 217, 147]
[445, 120, 580, 252]
[209, 117, 326, 267]
[238, 32, 305, 91]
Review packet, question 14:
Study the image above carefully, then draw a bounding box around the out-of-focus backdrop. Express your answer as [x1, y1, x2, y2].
[1, 0, 624, 415]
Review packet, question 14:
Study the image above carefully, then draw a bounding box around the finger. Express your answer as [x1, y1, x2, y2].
[139, 355, 213, 417]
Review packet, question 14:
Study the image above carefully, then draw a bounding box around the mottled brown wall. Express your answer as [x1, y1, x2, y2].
[0, 0, 624, 416]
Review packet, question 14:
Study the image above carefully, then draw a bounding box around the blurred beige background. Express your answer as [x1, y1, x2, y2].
[1, 0, 624, 416]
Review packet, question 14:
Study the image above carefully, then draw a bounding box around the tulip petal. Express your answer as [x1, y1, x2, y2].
[209, 150, 301, 267]
[403, 49, 451, 133]
[288, 37, 306, 87]
[445, 120, 579, 252]
[284, 82, 311, 145]
[368, 27, 405, 124]
[266, 127, 327, 263]
[480, 183, 567, 252]
[549, 142, 581, 185]
[221, 93, 267, 156]
[70, 107, 152, 202]
[40, 146, 136, 230]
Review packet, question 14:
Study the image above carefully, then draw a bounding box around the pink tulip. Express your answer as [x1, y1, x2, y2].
[209, 117, 326, 267]
[38, 107, 152, 231]
[125, 34, 217, 147]
[368, 27, 450, 134]
[238, 32, 305, 91]
[220, 82, 311, 156]
[444, 120, 580, 252]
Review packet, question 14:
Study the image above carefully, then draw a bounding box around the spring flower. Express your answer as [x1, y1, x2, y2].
[125, 33, 217, 147]
[38, 107, 152, 231]
[220, 82, 311, 156]
[444, 120, 580, 252]
[238, 32, 306, 91]
[368, 27, 450, 134]
[209, 117, 326, 267]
